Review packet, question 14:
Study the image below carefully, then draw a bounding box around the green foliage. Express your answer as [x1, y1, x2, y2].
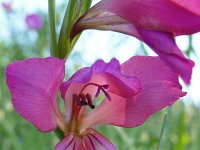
[58, 0, 92, 59]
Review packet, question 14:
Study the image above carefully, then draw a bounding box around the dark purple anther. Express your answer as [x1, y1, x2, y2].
[102, 84, 109, 89]
[86, 94, 95, 109]
[79, 93, 88, 105]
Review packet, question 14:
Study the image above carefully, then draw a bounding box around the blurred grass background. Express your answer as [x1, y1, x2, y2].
[0, 1, 200, 150]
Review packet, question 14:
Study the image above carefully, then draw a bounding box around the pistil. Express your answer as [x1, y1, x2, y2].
[69, 82, 111, 133]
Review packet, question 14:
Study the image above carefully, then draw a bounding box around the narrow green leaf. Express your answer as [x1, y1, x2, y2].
[157, 113, 168, 150]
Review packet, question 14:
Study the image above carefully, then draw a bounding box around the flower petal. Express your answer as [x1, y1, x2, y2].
[55, 129, 116, 150]
[81, 56, 186, 128]
[88, 0, 200, 34]
[91, 59, 141, 97]
[99, 22, 194, 83]
[54, 133, 74, 150]
[171, 0, 200, 17]
[61, 58, 140, 122]
[61, 58, 140, 98]
[137, 29, 195, 84]
[113, 24, 195, 83]
[73, 0, 198, 83]
[25, 13, 43, 30]
[84, 129, 117, 150]
[6, 57, 65, 132]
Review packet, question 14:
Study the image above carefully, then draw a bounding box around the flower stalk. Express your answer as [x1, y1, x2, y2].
[48, 0, 59, 57]
[157, 113, 168, 150]
[57, 0, 92, 59]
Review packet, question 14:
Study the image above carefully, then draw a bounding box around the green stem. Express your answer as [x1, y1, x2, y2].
[58, 0, 77, 59]
[48, 0, 59, 57]
[49, 0, 64, 140]
[157, 113, 168, 150]
[58, 0, 92, 59]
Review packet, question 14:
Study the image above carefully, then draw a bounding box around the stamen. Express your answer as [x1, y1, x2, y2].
[95, 88, 101, 97]
[86, 93, 95, 109]
[72, 94, 81, 105]
[72, 82, 111, 109]
[100, 88, 111, 101]
[79, 93, 88, 105]
[102, 84, 109, 89]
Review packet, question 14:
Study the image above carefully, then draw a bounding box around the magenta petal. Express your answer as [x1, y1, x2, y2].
[97, 0, 200, 34]
[75, 0, 198, 83]
[61, 58, 140, 98]
[60, 67, 91, 99]
[61, 58, 140, 122]
[6, 57, 65, 132]
[55, 133, 85, 150]
[171, 0, 200, 17]
[82, 56, 186, 128]
[109, 24, 195, 83]
[25, 13, 43, 30]
[137, 29, 195, 83]
[55, 133, 74, 150]
[55, 129, 116, 150]
[113, 23, 195, 83]
[84, 129, 117, 150]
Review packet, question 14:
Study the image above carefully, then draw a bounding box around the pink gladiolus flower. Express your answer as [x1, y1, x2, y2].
[6, 56, 186, 149]
[25, 13, 43, 30]
[72, 0, 200, 84]
[2, 1, 13, 12]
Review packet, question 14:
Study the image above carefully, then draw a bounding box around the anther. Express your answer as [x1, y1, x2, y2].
[86, 93, 95, 109]
[95, 88, 101, 97]
[79, 93, 88, 105]
[102, 84, 109, 89]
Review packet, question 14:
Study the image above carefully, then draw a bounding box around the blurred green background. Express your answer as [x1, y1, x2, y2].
[0, 1, 200, 150]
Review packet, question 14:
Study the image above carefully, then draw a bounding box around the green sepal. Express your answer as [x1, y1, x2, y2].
[54, 128, 65, 140]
